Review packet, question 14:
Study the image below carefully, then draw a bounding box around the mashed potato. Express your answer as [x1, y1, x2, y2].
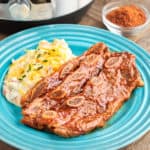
[3, 39, 74, 106]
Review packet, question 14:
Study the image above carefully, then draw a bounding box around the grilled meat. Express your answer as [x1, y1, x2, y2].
[21, 43, 143, 137]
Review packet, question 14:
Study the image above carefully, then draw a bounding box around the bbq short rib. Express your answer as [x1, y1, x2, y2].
[21, 43, 143, 137]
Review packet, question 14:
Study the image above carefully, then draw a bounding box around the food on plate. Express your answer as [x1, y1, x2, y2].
[3, 39, 74, 106]
[21, 43, 144, 137]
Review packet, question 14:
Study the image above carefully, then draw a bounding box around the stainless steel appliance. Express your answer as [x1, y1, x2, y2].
[0, 0, 93, 31]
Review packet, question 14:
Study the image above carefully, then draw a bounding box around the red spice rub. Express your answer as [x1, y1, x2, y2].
[106, 5, 146, 27]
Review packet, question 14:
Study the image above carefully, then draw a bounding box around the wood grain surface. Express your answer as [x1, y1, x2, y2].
[0, 0, 150, 149]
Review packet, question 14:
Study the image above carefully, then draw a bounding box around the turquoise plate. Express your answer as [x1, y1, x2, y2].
[0, 24, 150, 150]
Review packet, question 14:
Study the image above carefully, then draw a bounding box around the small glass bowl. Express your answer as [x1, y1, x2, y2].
[102, 2, 150, 37]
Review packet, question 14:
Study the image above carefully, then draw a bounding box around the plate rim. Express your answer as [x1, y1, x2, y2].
[0, 24, 150, 58]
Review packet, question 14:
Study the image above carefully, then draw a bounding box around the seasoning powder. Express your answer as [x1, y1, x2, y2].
[106, 5, 146, 27]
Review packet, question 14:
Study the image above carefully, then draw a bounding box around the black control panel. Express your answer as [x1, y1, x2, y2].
[0, 0, 9, 3]
[31, 0, 51, 3]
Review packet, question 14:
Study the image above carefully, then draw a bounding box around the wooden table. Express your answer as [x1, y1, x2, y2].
[0, 0, 150, 149]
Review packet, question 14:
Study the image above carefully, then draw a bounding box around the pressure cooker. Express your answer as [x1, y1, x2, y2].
[0, 0, 93, 21]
